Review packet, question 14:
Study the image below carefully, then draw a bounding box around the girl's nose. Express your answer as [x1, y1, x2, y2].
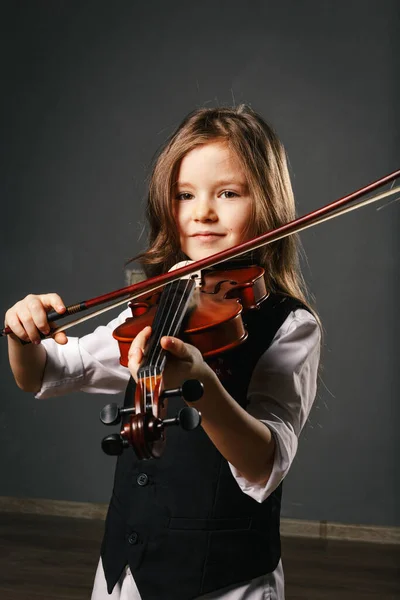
[192, 197, 217, 221]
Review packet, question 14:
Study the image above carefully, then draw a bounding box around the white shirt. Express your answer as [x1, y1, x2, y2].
[36, 306, 320, 598]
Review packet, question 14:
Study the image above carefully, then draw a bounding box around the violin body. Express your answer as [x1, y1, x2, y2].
[113, 265, 268, 364]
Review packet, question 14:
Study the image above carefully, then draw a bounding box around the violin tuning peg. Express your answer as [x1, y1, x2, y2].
[177, 406, 202, 431]
[161, 406, 201, 431]
[101, 434, 129, 456]
[181, 379, 204, 403]
[161, 379, 204, 403]
[100, 403, 121, 425]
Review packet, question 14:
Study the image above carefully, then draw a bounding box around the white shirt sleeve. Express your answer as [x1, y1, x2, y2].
[36, 304, 320, 507]
[35, 307, 132, 399]
[228, 308, 321, 503]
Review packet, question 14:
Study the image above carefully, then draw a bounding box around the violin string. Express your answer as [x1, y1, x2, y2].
[151, 281, 181, 360]
[147, 283, 178, 403]
[143, 283, 175, 409]
[149, 365, 153, 413]
[141, 276, 193, 406]
[139, 281, 175, 389]
[149, 277, 193, 410]
[156, 275, 196, 371]
[139, 369, 144, 413]
[48, 184, 400, 336]
[143, 275, 194, 383]
[145, 281, 179, 369]
[143, 370, 147, 411]
[151, 276, 194, 374]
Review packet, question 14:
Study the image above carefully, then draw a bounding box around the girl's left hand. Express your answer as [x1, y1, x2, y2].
[127, 326, 214, 394]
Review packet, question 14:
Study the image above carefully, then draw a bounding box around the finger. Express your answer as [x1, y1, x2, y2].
[130, 326, 152, 351]
[161, 336, 192, 360]
[5, 294, 66, 345]
[33, 294, 66, 341]
[127, 344, 143, 364]
[4, 312, 32, 343]
[127, 327, 152, 380]
[39, 293, 66, 314]
[15, 306, 45, 344]
[127, 346, 145, 382]
[22, 295, 53, 337]
[127, 346, 142, 374]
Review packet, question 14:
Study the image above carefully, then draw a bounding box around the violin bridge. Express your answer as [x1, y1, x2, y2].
[168, 260, 202, 288]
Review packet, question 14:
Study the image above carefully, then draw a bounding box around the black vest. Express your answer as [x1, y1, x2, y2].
[101, 294, 303, 599]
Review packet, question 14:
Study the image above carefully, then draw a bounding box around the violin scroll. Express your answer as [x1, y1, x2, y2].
[100, 379, 204, 457]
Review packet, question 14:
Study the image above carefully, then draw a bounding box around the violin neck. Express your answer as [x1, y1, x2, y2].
[138, 278, 197, 378]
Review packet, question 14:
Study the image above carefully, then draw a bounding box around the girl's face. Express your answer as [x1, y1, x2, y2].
[174, 140, 253, 261]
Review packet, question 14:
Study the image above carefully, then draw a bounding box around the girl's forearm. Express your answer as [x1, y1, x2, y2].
[190, 371, 276, 485]
[8, 336, 47, 393]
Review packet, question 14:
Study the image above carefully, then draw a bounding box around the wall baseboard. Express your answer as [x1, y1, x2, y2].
[0, 496, 108, 520]
[280, 517, 400, 545]
[0, 496, 398, 545]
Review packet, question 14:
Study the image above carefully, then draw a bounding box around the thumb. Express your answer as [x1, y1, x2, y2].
[53, 331, 68, 345]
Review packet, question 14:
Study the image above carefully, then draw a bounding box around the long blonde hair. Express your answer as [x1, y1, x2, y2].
[136, 105, 314, 311]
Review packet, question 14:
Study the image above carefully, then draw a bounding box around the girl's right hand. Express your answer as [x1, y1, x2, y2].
[5, 293, 68, 345]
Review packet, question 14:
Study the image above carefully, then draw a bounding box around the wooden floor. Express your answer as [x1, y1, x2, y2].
[0, 513, 398, 599]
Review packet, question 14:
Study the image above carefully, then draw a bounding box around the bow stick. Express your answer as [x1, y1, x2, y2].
[2, 169, 399, 338]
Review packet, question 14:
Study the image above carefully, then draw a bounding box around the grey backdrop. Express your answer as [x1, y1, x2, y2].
[1, 1, 399, 527]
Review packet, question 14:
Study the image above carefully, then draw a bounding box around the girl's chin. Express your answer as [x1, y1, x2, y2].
[186, 248, 225, 262]
[184, 241, 233, 262]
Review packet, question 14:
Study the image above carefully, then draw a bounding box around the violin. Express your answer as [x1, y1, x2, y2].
[2, 170, 399, 460]
[100, 264, 267, 459]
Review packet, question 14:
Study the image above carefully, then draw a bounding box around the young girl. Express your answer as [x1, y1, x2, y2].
[6, 105, 321, 600]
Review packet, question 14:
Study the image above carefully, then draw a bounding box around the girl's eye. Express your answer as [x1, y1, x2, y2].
[220, 190, 239, 199]
[176, 192, 193, 201]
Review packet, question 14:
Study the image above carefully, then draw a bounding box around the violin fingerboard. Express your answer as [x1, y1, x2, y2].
[138, 278, 197, 377]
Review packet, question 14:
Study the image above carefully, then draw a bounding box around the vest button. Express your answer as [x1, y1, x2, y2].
[137, 473, 149, 486]
[128, 532, 138, 545]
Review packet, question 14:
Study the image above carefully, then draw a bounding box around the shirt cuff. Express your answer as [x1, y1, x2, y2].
[35, 337, 85, 399]
[228, 422, 297, 503]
